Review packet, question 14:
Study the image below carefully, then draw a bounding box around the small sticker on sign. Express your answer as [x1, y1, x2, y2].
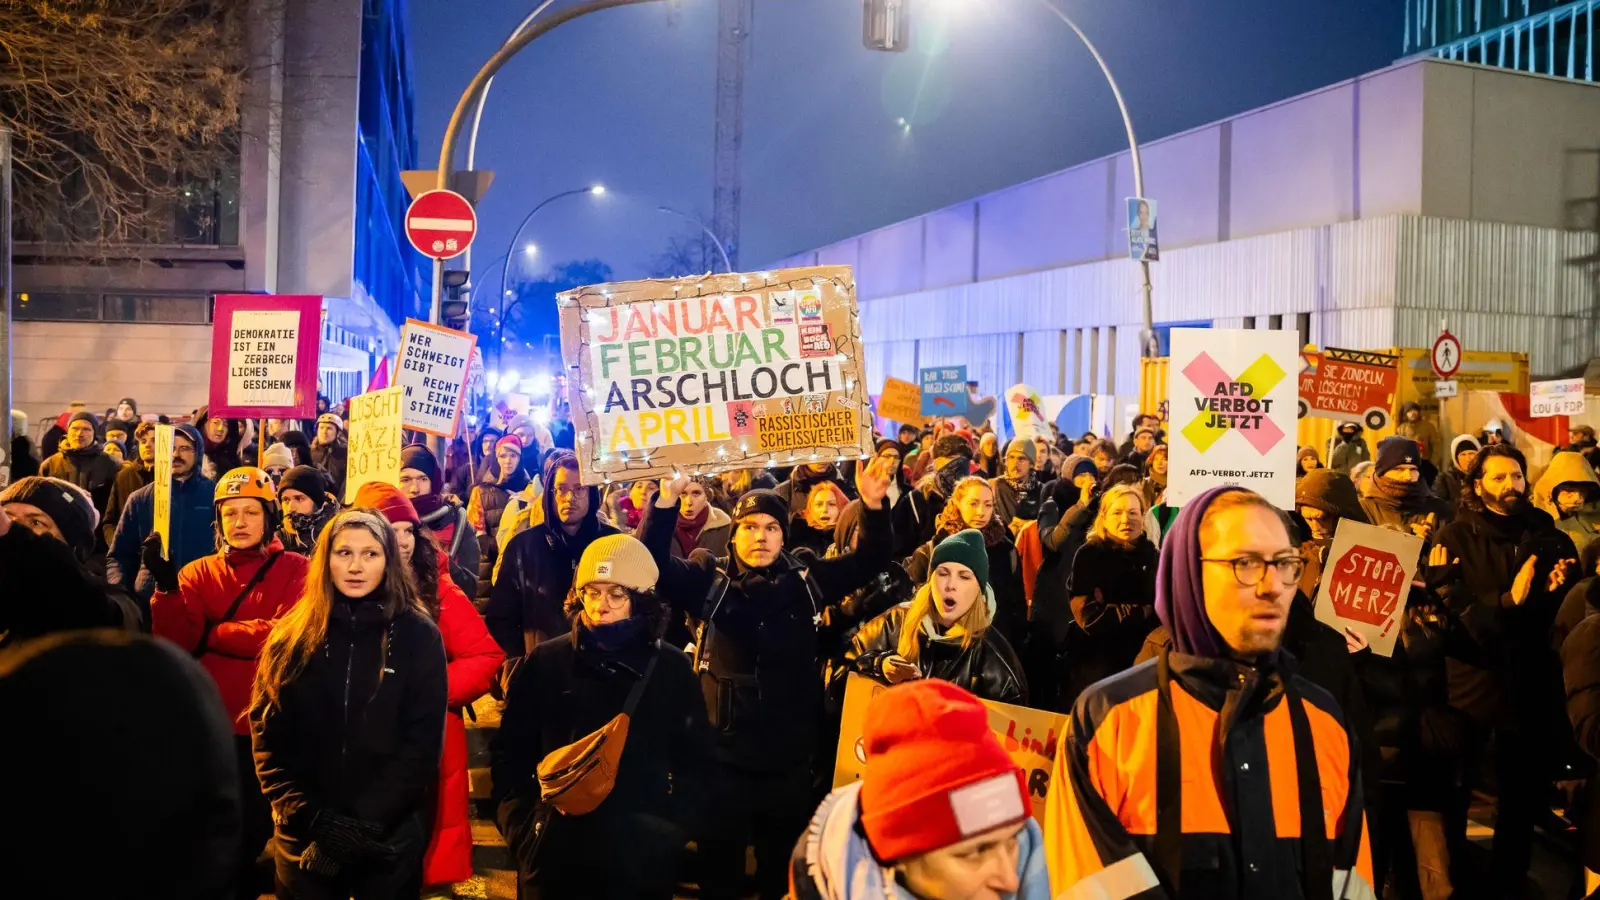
[799, 323, 832, 358]
[767, 291, 796, 325]
[797, 288, 824, 322]
[727, 401, 756, 437]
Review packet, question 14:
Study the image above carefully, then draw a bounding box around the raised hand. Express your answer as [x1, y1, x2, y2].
[657, 470, 691, 508]
[1510, 555, 1539, 606]
[856, 456, 893, 510]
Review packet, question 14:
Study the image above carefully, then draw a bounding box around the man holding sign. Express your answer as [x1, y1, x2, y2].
[107, 424, 215, 607]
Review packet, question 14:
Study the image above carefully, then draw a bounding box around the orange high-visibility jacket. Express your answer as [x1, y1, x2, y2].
[1045, 647, 1374, 900]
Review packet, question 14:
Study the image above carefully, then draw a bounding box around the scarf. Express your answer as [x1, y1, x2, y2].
[579, 613, 650, 654]
[930, 456, 969, 500]
[410, 490, 445, 519]
[1154, 485, 1237, 659]
[674, 504, 710, 557]
[1367, 473, 1432, 514]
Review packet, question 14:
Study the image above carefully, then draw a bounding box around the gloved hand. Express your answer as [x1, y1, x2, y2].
[309, 811, 387, 861]
[298, 840, 342, 876]
[141, 532, 179, 592]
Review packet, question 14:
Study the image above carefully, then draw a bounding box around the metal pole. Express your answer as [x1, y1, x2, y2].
[497, 186, 603, 324]
[0, 129, 11, 486]
[462, 0, 558, 274]
[657, 205, 733, 273]
[1034, 0, 1156, 358]
[428, 0, 664, 329]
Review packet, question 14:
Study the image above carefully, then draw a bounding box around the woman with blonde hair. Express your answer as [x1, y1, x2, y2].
[249, 509, 448, 899]
[847, 529, 1026, 704]
[1062, 482, 1159, 705]
[905, 476, 1026, 648]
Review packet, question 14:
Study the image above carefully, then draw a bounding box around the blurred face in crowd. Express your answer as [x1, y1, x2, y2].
[104, 443, 125, 465]
[496, 445, 522, 480]
[219, 498, 267, 550]
[330, 525, 385, 599]
[513, 424, 536, 448]
[398, 468, 432, 499]
[932, 562, 981, 626]
[804, 463, 832, 477]
[316, 422, 339, 445]
[807, 486, 840, 529]
[1454, 447, 1477, 473]
[1102, 493, 1145, 545]
[552, 465, 589, 528]
[116, 401, 136, 421]
[65, 419, 96, 451]
[1299, 506, 1336, 542]
[3, 503, 64, 542]
[316, 397, 330, 414]
[1003, 448, 1032, 481]
[391, 520, 415, 566]
[104, 426, 129, 448]
[1133, 432, 1155, 454]
[955, 482, 996, 531]
[480, 434, 497, 457]
[895, 822, 1023, 900]
[580, 581, 632, 626]
[1381, 464, 1419, 485]
[1092, 449, 1115, 474]
[1475, 456, 1527, 515]
[898, 426, 918, 444]
[172, 435, 197, 478]
[1484, 430, 1503, 446]
[1073, 439, 1092, 456]
[877, 446, 903, 472]
[279, 488, 316, 516]
[680, 481, 709, 519]
[1200, 499, 1298, 658]
[1405, 407, 1420, 422]
[137, 429, 157, 465]
[630, 480, 657, 510]
[1556, 486, 1591, 516]
[734, 513, 784, 568]
[205, 417, 230, 444]
[1151, 448, 1169, 477]
[1300, 454, 1320, 472]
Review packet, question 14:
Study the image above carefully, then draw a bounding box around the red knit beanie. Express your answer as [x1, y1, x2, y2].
[858, 680, 1029, 863]
[352, 481, 421, 527]
[494, 434, 524, 456]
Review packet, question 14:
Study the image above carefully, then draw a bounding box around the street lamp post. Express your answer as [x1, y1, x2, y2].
[657, 205, 733, 273]
[497, 184, 606, 319]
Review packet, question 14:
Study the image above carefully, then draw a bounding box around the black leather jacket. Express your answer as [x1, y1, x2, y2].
[846, 600, 1028, 705]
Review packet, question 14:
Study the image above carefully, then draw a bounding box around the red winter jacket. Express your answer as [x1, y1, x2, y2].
[151, 537, 308, 735]
[422, 550, 504, 886]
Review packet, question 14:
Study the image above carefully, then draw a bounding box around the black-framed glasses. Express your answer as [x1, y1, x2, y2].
[1201, 555, 1305, 587]
[579, 586, 630, 609]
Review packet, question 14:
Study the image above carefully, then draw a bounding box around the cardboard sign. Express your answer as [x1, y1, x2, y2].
[209, 295, 322, 419]
[1167, 328, 1299, 509]
[396, 319, 477, 437]
[1006, 384, 1048, 440]
[877, 377, 924, 425]
[343, 387, 404, 504]
[920, 366, 969, 418]
[558, 266, 872, 486]
[1312, 518, 1423, 657]
[1297, 348, 1399, 430]
[833, 674, 1067, 824]
[1530, 378, 1586, 418]
[153, 424, 174, 559]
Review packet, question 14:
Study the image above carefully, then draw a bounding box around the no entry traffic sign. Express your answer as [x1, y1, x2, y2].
[406, 189, 477, 259]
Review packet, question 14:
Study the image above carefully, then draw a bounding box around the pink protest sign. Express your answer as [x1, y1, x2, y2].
[209, 294, 323, 419]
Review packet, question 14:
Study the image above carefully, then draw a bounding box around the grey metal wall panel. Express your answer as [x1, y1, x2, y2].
[857, 219, 924, 300]
[976, 162, 1114, 280]
[1021, 330, 1064, 393]
[923, 204, 977, 290]
[1229, 83, 1359, 240]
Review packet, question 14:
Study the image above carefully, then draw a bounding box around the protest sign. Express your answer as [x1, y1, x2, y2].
[1168, 328, 1299, 509]
[343, 387, 404, 504]
[1297, 348, 1399, 431]
[877, 377, 924, 425]
[209, 294, 322, 419]
[1312, 518, 1423, 657]
[1530, 378, 1586, 418]
[920, 366, 969, 418]
[1006, 384, 1048, 440]
[153, 424, 174, 558]
[558, 266, 872, 485]
[396, 319, 476, 437]
[832, 674, 1067, 823]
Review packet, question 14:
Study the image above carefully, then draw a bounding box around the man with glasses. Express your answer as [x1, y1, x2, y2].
[106, 424, 217, 612]
[103, 421, 159, 548]
[1046, 485, 1373, 899]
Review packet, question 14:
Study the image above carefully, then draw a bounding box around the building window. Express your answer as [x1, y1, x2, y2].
[103, 294, 212, 324]
[13, 292, 101, 321]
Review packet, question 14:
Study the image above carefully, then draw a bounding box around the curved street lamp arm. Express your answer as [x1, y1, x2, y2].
[658, 206, 734, 274]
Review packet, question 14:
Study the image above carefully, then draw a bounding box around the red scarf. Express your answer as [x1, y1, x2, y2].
[674, 505, 710, 556]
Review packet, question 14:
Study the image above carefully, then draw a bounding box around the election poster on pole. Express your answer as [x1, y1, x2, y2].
[559, 265, 873, 486]
[343, 387, 404, 504]
[396, 319, 476, 437]
[1312, 518, 1423, 658]
[1167, 329, 1299, 509]
[208, 294, 322, 419]
[153, 424, 174, 558]
[832, 674, 1066, 823]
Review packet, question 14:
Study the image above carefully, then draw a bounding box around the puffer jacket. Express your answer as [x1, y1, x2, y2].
[1534, 450, 1600, 556]
[845, 588, 1027, 705]
[151, 537, 309, 734]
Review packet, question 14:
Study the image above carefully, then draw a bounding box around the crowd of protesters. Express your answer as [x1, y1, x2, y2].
[8, 388, 1600, 900]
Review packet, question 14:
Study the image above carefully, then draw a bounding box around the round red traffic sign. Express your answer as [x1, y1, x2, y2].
[405, 189, 477, 260]
[1431, 330, 1462, 379]
[1328, 545, 1406, 629]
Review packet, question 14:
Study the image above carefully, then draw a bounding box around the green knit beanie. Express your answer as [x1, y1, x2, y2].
[930, 529, 990, 593]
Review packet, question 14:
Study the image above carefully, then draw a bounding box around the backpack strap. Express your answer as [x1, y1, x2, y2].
[195, 551, 281, 659]
[622, 642, 662, 718]
[1153, 645, 1184, 895]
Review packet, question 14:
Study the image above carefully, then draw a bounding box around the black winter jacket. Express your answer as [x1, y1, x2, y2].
[906, 523, 1027, 652]
[1432, 467, 1469, 518]
[490, 621, 714, 894]
[1564, 611, 1600, 872]
[1064, 537, 1159, 702]
[39, 446, 121, 524]
[486, 517, 619, 656]
[846, 601, 1027, 704]
[250, 600, 447, 842]
[641, 495, 894, 772]
[102, 460, 155, 548]
[309, 440, 348, 499]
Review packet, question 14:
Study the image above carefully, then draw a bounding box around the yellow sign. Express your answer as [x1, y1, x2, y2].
[832, 674, 1068, 824]
[344, 387, 404, 504]
[877, 377, 924, 425]
[754, 410, 858, 455]
[153, 424, 174, 558]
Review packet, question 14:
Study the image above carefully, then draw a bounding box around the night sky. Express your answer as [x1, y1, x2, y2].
[410, 0, 1403, 346]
